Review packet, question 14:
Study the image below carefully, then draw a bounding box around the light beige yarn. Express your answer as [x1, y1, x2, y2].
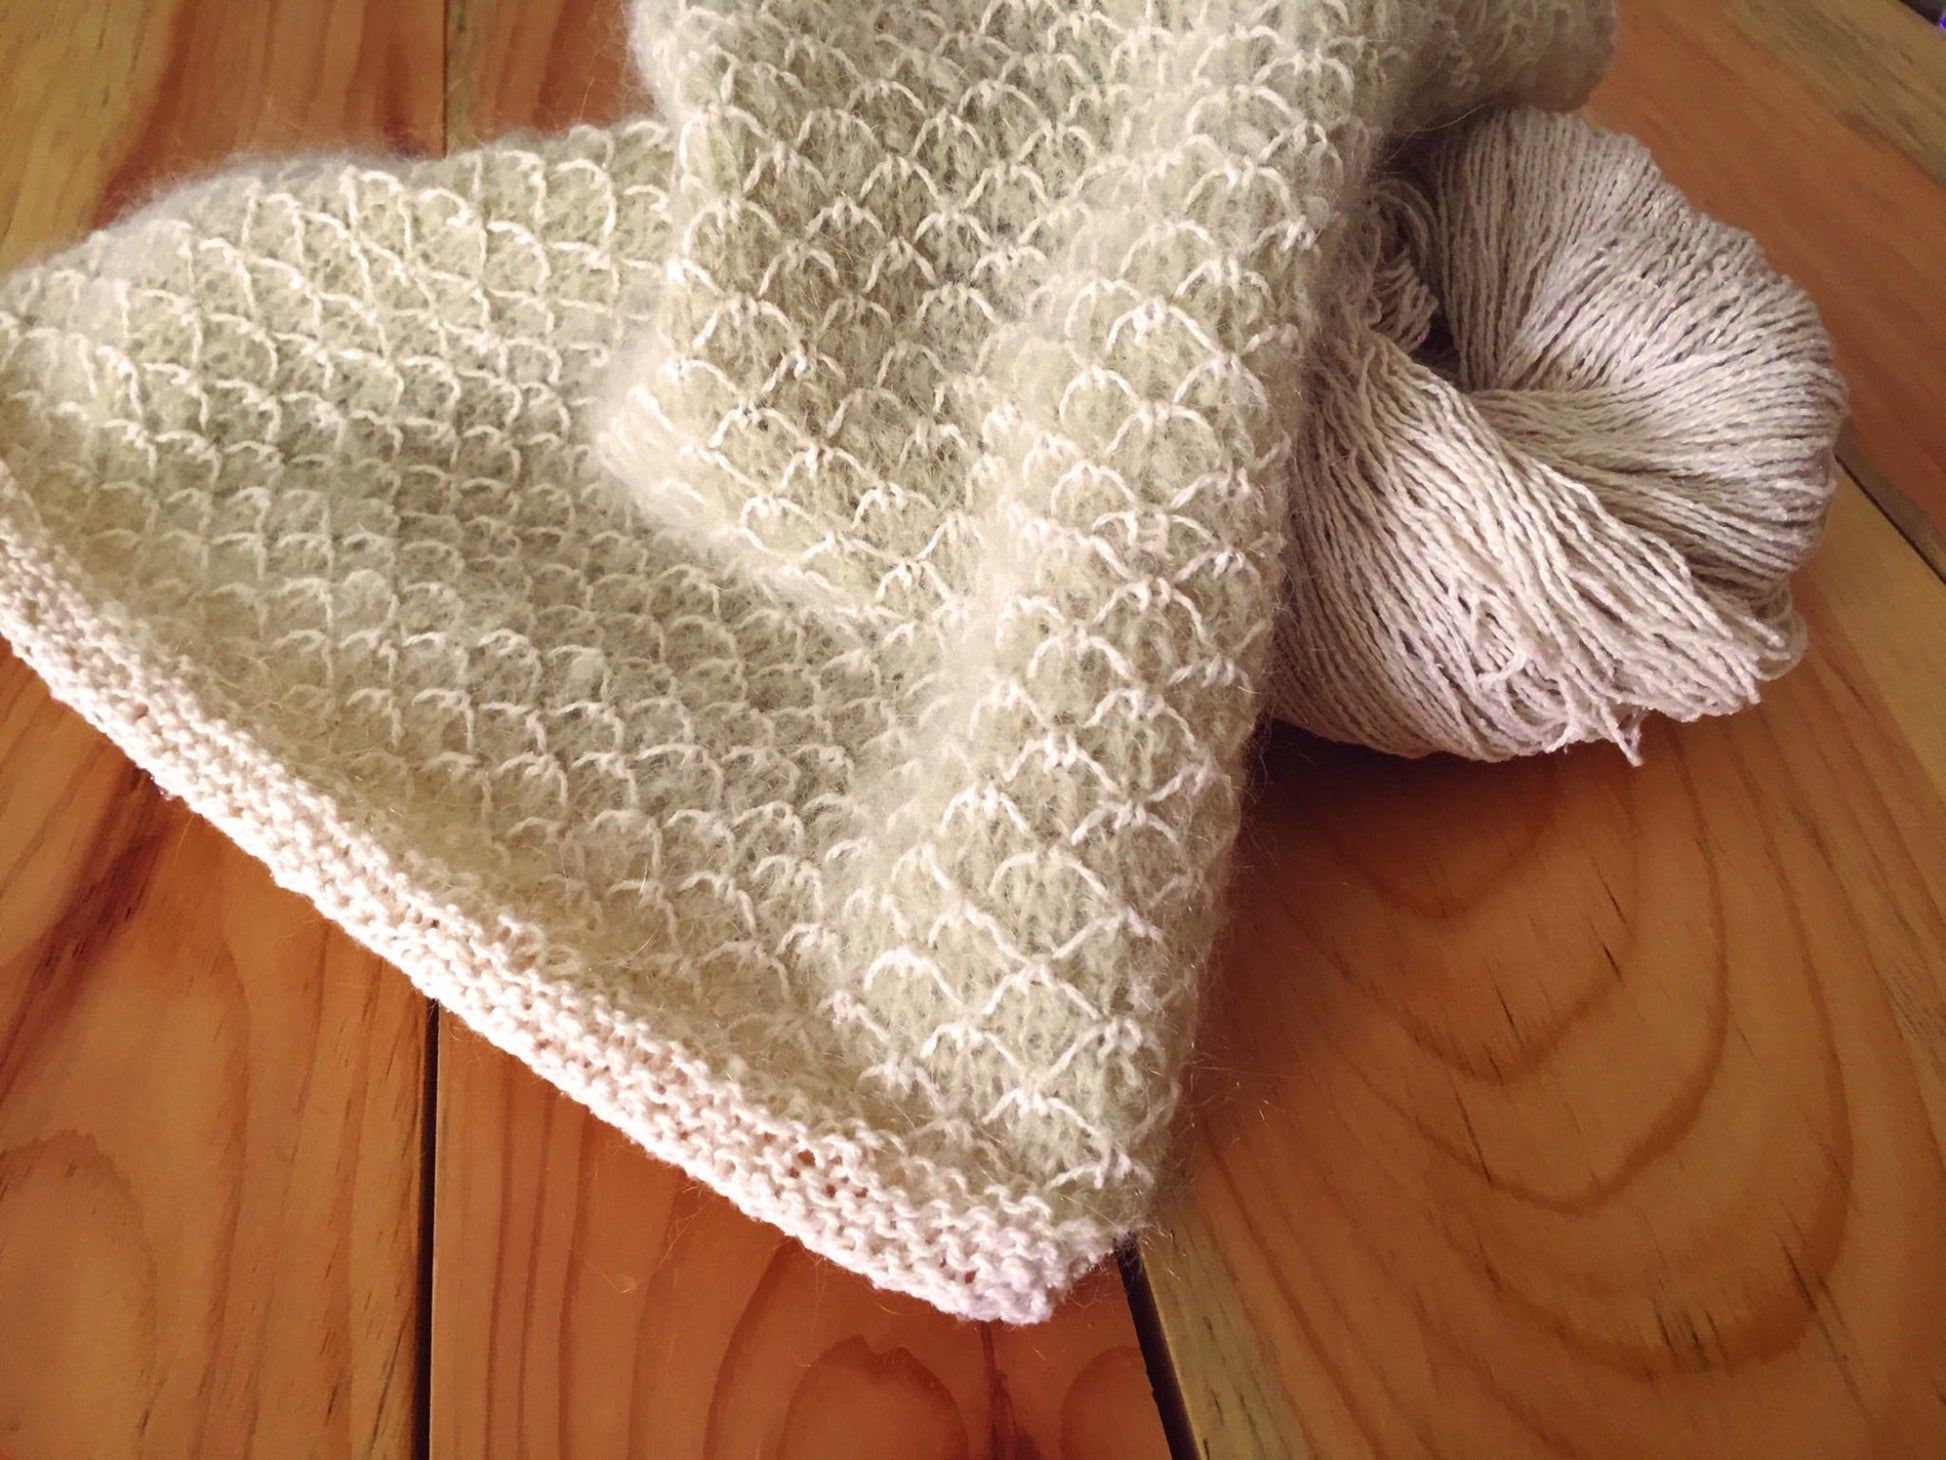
[1266, 109, 1846, 761]
[0, 0, 1839, 1324]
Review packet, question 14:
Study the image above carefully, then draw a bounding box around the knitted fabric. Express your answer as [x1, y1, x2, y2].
[0, 0, 1631, 1322]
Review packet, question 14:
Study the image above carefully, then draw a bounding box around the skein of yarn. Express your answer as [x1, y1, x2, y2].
[1267, 110, 1846, 762]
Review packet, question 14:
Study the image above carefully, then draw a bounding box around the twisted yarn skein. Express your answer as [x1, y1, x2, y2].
[1267, 110, 1846, 761]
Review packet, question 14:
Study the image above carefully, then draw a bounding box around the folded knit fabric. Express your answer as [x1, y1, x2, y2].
[0, 0, 1734, 1323]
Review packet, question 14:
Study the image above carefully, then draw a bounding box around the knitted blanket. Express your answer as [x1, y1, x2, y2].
[0, 0, 1711, 1322]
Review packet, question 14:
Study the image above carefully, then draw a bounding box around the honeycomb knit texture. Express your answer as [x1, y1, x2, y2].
[0, 0, 1615, 1321]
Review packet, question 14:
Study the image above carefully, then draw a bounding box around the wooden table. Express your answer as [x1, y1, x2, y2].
[2, 2, 1941, 1456]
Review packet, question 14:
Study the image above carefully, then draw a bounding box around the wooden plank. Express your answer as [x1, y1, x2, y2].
[0, 2, 444, 1454]
[1142, 470, 1946, 1458]
[1583, 0, 1946, 538]
[447, 0, 639, 147]
[0, 0, 444, 272]
[1730, 0, 1946, 194]
[1840, 432, 1946, 587]
[1809, 486, 1946, 802]
[0, 651, 429, 1457]
[428, 1016, 1171, 1459]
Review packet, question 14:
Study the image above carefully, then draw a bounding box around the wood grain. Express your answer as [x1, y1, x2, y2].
[0, 0, 444, 272]
[427, 1015, 1171, 1460]
[1584, 0, 1946, 538]
[447, 0, 640, 147]
[1142, 472, 1946, 1459]
[1808, 485, 1946, 802]
[6, 3, 1944, 1457]
[1839, 430, 1946, 626]
[1733, 0, 1946, 194]
[0, 649, 428, 1459]
[0, 4, 444, 1456]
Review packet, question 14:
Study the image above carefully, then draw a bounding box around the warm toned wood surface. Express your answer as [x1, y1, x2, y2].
[447, 0, 637, 146]
[0, 0, 444, 273]
[1732, 0, 1946, 194]
[1584, 0, 1946, 539]
[0, 5, 1171, 1457]
[5, 2, 1946, 1458]
[0, 5, 442, 1457]
[0, 648, 428, 1458]
[1143, 475, 1946, 1458]
[429, 1017, 1167, 1459]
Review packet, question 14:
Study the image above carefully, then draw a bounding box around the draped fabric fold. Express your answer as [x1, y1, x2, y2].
[0, 0, 1835, 1320]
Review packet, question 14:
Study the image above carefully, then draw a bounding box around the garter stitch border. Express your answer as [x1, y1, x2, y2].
[0, 116, 1127, 1322]
[0, 463, 1111, 1315]
[0, 0, 1617, 1320]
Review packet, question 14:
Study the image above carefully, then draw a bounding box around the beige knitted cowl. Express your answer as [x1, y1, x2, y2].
[0, 0, 1840, 1321]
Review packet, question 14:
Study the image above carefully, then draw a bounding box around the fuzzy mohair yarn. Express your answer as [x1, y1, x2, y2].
[0, 0, 1840, 1324]
[1266, 109, 1846, 761]
[593, 0, 1617, 1319]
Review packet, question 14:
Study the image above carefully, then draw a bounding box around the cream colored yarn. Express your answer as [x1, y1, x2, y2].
[0, 0, 1839, 1324]
[593, 0, 1609, 1316]
[1266, 109, 1846, 760]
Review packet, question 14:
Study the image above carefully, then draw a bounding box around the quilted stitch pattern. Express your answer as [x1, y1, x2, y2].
[0, 0, 1613, 1320]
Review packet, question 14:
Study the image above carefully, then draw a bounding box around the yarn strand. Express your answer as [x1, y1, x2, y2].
[1267, 110, 1845, 762]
